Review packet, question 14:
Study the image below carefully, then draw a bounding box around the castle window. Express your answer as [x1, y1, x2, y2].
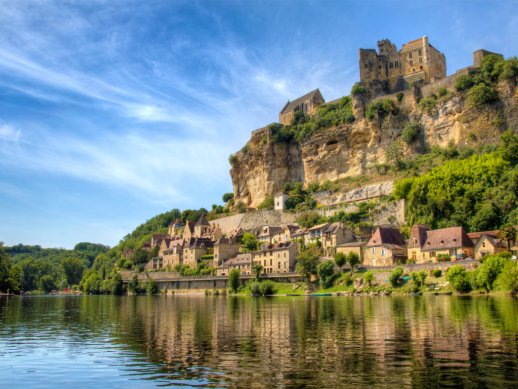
[419, 57, 423, 64]
[364, 63, 368, 68]
[409, 52, 413, 58]
[409, 60, 413, 66]
[418, 49, 422, 56]
[420, 66, 423, 70]
[395, 61, 399, 67]
[389, 62, 393, 69]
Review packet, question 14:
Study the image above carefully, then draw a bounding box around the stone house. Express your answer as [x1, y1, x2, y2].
[279, 89, 325, 125]
[161, 239, 185, 269]
[257, 225, 285, 244]
[407, 224, 430, 264]
[182, 237, 214, 268]
[182, 221, 196, 241]
[474, 234, 506, 260]
[194, 214, 212, 238]
[306, 223, 329, 246]
[274, 192, 289, 211]
[359, 36, 446, 91]
[167, 218, 183, 236]
[364, 227, 406, 267]
[216, 253, 252, 277]
[467, 230, 500, 246]
[321, 222, 354, 257]
[253, 242, 298, 274]
[213, 238, 241, 268]
[272, 224, 301, 244]
[420, 227, 474, 261]
[336, 242, 366, 263]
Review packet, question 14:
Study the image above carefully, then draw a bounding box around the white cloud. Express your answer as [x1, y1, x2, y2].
[0, 123, 21, 142]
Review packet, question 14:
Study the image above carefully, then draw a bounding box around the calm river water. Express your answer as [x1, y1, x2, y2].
[0, 295, 517, 388]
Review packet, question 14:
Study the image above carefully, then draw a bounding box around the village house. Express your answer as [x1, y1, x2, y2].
[420, 226, 474, 261]
[213, 238, 241, 268]
[467, 230, 500, 246]
[473, 234, 506, 260]
[182, 237, 214, 268]
[364, 227, 406, 267]
[253, 242, 298, 274]
[321, 222, 354, 257]
[167, 218, 183, 237]
[336, 242, 366, 263]
[257, 225, 285, 244]
[272, 224, 301, 244]
[161, 238, 185, 269]
[216, 253, 252, 277]
[279, 89, 325, 125]
[407, 224, 431, 264]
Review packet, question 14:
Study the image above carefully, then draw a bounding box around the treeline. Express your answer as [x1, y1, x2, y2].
[0, 242, 110, 293]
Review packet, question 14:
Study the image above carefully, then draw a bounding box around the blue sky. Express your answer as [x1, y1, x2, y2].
[0, 0, 517, 248]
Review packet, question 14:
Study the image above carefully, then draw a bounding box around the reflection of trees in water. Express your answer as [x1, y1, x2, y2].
[1, 295, 516, 387]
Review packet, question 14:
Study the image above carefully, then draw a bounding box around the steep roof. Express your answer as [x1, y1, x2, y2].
[323, 222, 346, 234]
[195, 213, 210, 227]
[366, 227, 406, 247]
[479, 234, 506, 249]
[280, 89, 323, 114]
[408, 224, 430, 248]
[308, 222, 330, 232]
[421, 227, 473, 251]
[467, 230, 499, 241]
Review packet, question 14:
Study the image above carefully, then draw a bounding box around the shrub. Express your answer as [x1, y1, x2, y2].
[401, 121, 420, 144]
[363, 271, 374, 287]
[499, 57, 518, 81]
[334, 252, 346, 271]
[38, 274, 56, 293]
[222, 193, 234, 202]
[228, 269, 240, 293]
[257, 196, 274, 210]
[249, 281, 261, 296]
[259, 280, 276, 295]
[410, 270, 427, 291]
[396, 92, 404, 103]
[476, 254, 509, 292]
[432, 269, 442, 278]
[437, 86, 448, 97]
[346, 252, 360, 272]
[418, 96, 437, 114]
[146, 279, 158, 295]
[317, 260, 335, 289]
[446, 265, 472, 293]
[467, 84, 498, 107]
[495, 261, 518, 292]
[455, 74, 475, 91]
[365, 98, 398, 121]
[389, 267, 404, 287]
[229, 154, 238, 165]
[351, 83, 366, 96]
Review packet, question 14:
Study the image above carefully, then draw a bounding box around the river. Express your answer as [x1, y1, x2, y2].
[0, 295, 517, 388]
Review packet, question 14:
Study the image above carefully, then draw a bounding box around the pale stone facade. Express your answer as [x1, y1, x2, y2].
[336, 242, 365, 263]
[364, 227, 406, 267]
[279, 89, 325, 125]
[252, 242, 298, 274]
[474, 234, 506, 260]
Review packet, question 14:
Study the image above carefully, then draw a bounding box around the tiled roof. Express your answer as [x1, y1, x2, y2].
[337, 242, 366, 247]
[257, 242, 294, 252]
[467, 230, 499, 241]
[366, 227, 406, 247]
[408, 224, 430, 248]
[220, 253, 252, 268]
[280, 89, 322, 114]
[421, 227, 473, 251]
[308, 223, 330, 232]
[195, 213, 210, 227]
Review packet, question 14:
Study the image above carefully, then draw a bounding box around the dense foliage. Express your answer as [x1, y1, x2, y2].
[394, 130, 518, 231]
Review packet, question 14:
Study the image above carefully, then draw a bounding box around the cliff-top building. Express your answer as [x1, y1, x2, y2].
[279, 89, 325, 125]
[359, 36, 446, 91]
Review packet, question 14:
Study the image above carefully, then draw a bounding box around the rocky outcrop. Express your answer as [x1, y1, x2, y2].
[231, 80, 518, 207]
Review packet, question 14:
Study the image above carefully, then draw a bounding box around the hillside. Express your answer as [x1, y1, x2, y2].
[230, 56, 518, 208]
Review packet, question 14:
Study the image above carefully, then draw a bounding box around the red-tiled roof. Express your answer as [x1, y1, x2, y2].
[467, 230, 499, 240]
[366, 227, 406, 247]
[408, 225, 430, 248]
[422, 227, 473, 251]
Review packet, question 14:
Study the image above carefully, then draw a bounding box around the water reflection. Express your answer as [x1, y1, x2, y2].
[0, 295, 517, 388]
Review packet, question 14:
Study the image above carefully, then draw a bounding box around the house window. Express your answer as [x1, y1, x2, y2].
[395, 61, 399, 67]
[482, 242, 486, 248]
[409, 52, 413, 58]
[419, 58, 423, 64]
[381, 249, 385, 256]
[418, 49, 422, 56]
[372, 248, 376, 254]
[409, 60, 413, 66]
[389, 62, 393, 69]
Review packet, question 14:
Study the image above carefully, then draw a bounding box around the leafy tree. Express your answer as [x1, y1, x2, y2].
[109, 272, 124, 295]
[296, 211, 324, 228]
[467, 83, 498, 107]
[446, 265, 472, 293]
[146, 279, 159, 295]
[351, 83, 366, 96]
[389, 267, 404, 287]
[500, 129, 518, 165]
[476, 254, 510, 292]
[317, 260, 335, 289]
[334, 252, 346, 272]
[249, 281, 261, 295]
[241, 233, 259, 252]
[455, 74, 475, 91]
[366, 98, 398, 121]
[499, 224, 517, 251]
[346, 252, 360, 272]
[295, 249, 319, 282]
[259, 280, 276, 295]
[38, 275, 56, 293]
[410, 270, 428, 291]
[0, 243, 13, 292]
[222, 193, 234, 203]
[62, 257, 85, 286]
[496, 261, 518, 292]
[228, 269, 240, 293]
[128, 273, 139, 294]
[363, 271, 374, 287]
[253, 264, 263, 280]
[418, 96, 437, 114]
[499, 56, 518, 80]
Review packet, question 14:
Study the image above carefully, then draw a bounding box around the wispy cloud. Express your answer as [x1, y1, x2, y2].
[0, 123, 21, 142]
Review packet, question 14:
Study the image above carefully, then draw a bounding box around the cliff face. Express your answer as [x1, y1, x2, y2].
[231, 80, 518, 207]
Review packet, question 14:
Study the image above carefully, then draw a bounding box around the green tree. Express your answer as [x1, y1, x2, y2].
[500, 129, 518, 165]
[346, 252, 360, 272]
[401, 122, 420, 144]
[253, 264, 263, 281]
[454, 74, 475, 91]
[496, 261, 518, 292]
[334, 252, 346, 272]
[0, 243, 13, 292]
[317, 260, 335, 289]
[389, 267, 404, 287]
[258, 280, 276, 296]
[257, 196, 274, 210]
[241, 233, 259, 252]
[446, 265, 472, 293]
[295, 249, 319, 282]
[410, 270, 428, 291]
[499, 224, 517, 251]
[363, 271, 374, 287]
[476, 254, 509, 292]
[82, 272, 102, 294]
[222, 192, 234, 203]
[62, 257, 85, 286]
[228, 269, 240, 293]
[467, 83, 498, 107]
[38, 274, 56, 293]
[146, 279, 159, 295]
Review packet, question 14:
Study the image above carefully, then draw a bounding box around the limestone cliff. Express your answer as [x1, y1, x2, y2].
[230, 79, 518, 207]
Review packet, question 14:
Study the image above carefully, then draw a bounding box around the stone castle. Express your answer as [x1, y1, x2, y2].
[359, 36, 446, 92]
